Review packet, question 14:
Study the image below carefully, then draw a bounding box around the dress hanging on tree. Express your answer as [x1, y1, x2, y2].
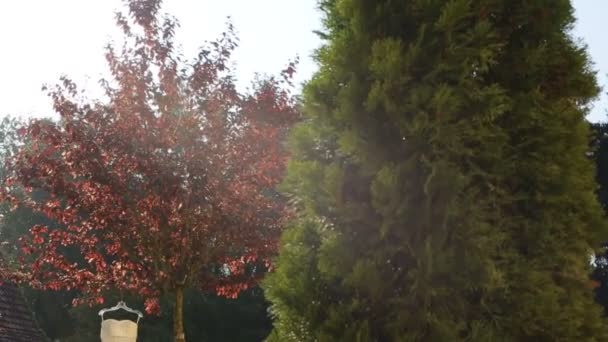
[98, 301, 143, 342]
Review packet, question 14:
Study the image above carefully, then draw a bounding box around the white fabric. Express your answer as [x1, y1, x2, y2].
[100, 319, 138, 342]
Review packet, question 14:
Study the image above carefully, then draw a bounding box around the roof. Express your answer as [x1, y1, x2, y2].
[0, 281, 47, 342]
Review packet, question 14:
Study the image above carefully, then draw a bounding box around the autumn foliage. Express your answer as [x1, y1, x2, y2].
[0, 0, 298, 321]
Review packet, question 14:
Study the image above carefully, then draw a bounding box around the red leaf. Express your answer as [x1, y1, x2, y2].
[2, 0, 298, 309]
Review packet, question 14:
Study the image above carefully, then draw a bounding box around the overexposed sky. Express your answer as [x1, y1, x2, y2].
[572, 0, 608, 122]
[0, 0, 321, 119]
[0, 1, 606, 121]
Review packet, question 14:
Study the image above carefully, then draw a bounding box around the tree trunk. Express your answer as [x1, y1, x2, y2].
[174, 285, 186, 342]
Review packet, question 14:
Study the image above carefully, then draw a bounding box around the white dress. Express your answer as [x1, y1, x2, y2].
[100, 319, 139, 342]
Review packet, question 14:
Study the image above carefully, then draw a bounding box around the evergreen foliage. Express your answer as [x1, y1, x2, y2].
[264, 1, 608, 340]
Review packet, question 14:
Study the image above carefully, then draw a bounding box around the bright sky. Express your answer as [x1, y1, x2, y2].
[572, 0, 608, 122]
[0, 0, 321, 120]
[0, 1, 606, 122]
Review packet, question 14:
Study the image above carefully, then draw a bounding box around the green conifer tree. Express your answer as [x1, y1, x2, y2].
[264, 0, 608, 340]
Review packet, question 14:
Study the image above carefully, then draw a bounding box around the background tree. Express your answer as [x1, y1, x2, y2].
[589, 122, 608, 314]
[0, 117, 81, 340]
[264, 0, 608, 340]
[62, 288, 272, 342]
[591, 123, 608, 212]
[0, 0, 297, 341]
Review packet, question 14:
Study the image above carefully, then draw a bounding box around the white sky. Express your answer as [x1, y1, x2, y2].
[572, 0, 608, 122]
[0, 1, 606, 122]
[0, 0, 321, 119]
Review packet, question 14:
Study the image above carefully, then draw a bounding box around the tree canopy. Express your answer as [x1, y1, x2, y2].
[264, 0, 608, 340]
[0, 0, 298, 340]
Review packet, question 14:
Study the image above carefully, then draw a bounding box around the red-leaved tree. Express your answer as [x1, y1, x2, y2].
[0, 0, 298, 340]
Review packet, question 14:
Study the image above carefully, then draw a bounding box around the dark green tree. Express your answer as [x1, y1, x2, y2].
[64, 288, 272, 342]
[591, 123, 608, 212]
[589, 122, 608, 315]
[264, 0, 608, 340]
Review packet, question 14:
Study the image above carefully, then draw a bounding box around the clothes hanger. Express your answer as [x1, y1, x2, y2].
[98, 301, 144, 323]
